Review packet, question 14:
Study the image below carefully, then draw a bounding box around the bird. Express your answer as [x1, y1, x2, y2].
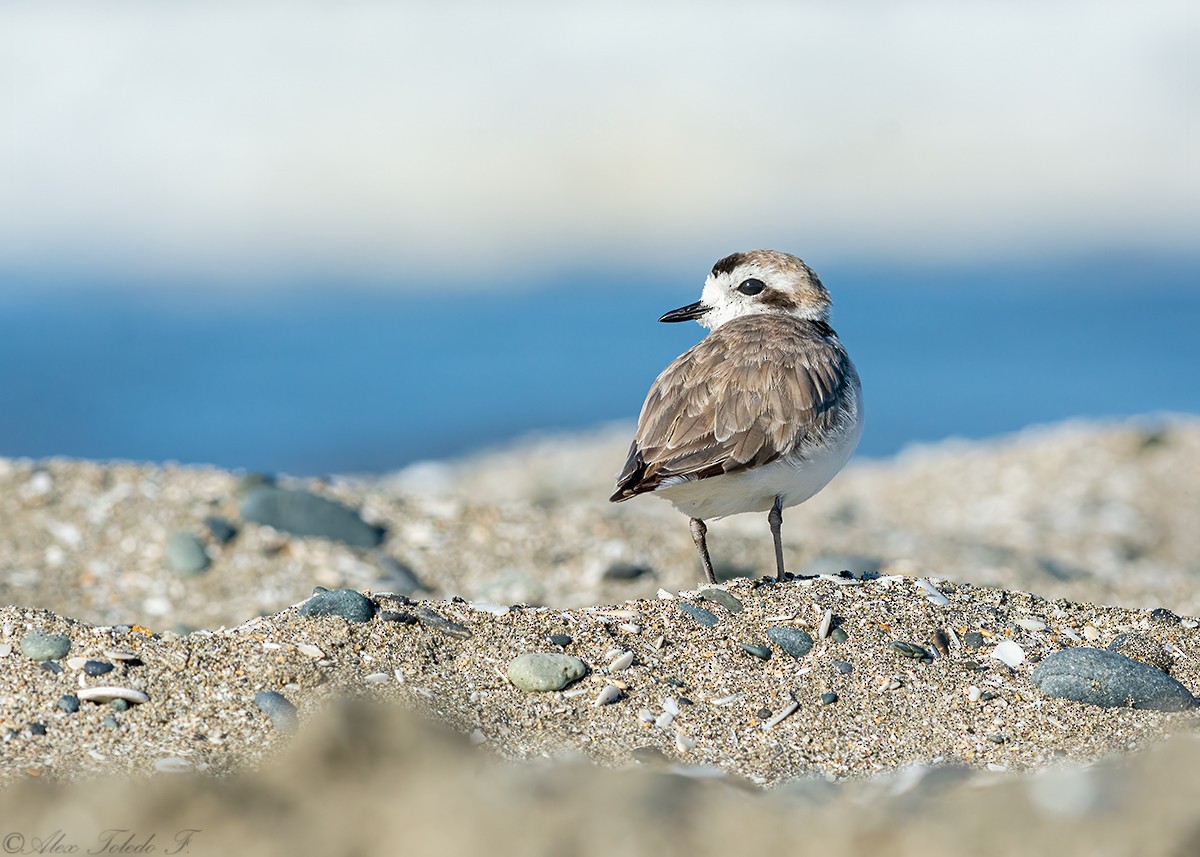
[610, 250, 862, 584]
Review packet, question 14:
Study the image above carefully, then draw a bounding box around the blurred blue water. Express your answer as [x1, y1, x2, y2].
[0, 256, 1196, 474]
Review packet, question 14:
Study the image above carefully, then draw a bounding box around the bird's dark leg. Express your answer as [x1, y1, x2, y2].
[689, 517, 717, 584]
[769, 496, 786, 581]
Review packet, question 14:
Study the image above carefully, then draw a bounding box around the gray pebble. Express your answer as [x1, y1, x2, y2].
[697, 588, 744, 614]
[203, 515, 239, 544]
[832, 660, 854, 674]
[820, 691, 839, 705]
[506, 653, 588, 692]
[40, 661, 63, 674]
[379, 610, 417, 624]
[83, 660, 114, 677]
[20, 631, 71, 662]
[240, 486, 385, 548]
[28, 723, 46, 736]
[413, 607, 472, 639]
[678, 603, 720, 627]
[548, 634, 573, 647]
[767, 626, 814, 660]
[57, 695, 80, 713]
[255, 690, 299, 731]
[1031, 647, 1199, 712]
[963, 631, 985, 650]
[740, 642, 772, 660]
[830, 626, 849, 644]
[109, 699, 130, 712]
[891, 641, 934, 661]
[165, 531, 211, 574]
[298, 588, 376, 623]
[101, 716, 119, 729]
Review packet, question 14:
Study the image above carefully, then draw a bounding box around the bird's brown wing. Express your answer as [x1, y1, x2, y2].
[610, 315, 854, 502]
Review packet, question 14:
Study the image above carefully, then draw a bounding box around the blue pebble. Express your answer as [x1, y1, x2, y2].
[1031, 647, 1199, 712]
[767, 626, 815, 660]
[240, 487, 385, 548]
[678, 603, 720, 627]
[298, 588, 376, 623]
[254, 691, 299, 731]
[57, 695, 80, 713]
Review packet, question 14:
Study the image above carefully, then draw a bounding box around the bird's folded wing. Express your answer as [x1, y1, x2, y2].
[610, 317, 852, 501]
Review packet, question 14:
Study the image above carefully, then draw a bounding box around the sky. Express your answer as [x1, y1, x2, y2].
[2, 0, 1197, 289]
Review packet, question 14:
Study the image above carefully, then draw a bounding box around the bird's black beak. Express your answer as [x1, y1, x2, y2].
[658, 301, 708, 323]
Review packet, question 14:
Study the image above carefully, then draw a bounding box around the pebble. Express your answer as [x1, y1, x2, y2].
[28, 723, 46, 736]
[164, 531, 211, 574]
[0, 642, 11, 658]
[991, 639, 1026, 668]
[298, 588, 376, 623]
[76, 687, 149, 705]
[40, 662, 63, 675]
[697, 588, 744, 614]
[767, 626, 815, 660]
[830, 627, 849, 644]
[548, 634, 573, 647]
[413, 607, 472, 639]
[820, 691, 839, 705]
[832, 660, 854, 674]
[506, 653, 588, 692]
[968, 686, 982, 702]
[20, 630, 71, 661]
[594, 684, 622, 706]
[963, 631, 985, 650]
[83, 660, 114, 677]
[296, 643, 325, 659]
[891, 641, 933, 661]
[110, 699, 130, 712]
[57, 694, 80, 713]
[740, 642, 772, 661]
[101, 716, 119, 729]
[254, 690, 299, 731]
[203, 515, 239, 544]
[1031, 647, 1198, 711]
[678, 603, 720, 627]
[662, 697, 681, 716]
[379, 610, 417, 624]
[239, 486, 385, 548]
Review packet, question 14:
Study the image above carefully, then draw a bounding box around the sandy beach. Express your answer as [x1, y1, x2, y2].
[1, 417, 1199, 855]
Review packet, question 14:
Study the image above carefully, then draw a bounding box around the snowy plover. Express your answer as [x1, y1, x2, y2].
[610, 250, 862, 584]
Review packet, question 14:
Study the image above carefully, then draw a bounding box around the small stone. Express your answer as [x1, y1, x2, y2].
[101, 716, 119, 729]
[240, 486, 385, 547]
[82, 660, 114, 677]
[697, 588, 744, 614]
[832, 660, 854, 674]
[1031, 647, 1198, 711]
[963, 631, 985, 650]
[767, 627, 815, 660]
[40, 662, 63, 675]
[740, 642, 772, 660]
[891, 641, 933, 661]
[0, 642, 11, 658]
[604, 562, 651, 581]
[1149, 608, 1180, 625]
[413, 607, 472, 639]
[203, 515, 239, 544]
[254, 690, 299, 731]
[594, 684, 622, 706]
[820, 691, 838, 705]
[830, 627, 849, 644]
[379, 610, 417, 624]
[678, 603, 720, 628]
[548, 634, 573, 647]
[165, 531, 211, 575]
[109, 699, 130, 712]
[298, 588, 376, 623]
[506, 653, 588, 692]
[57, 694, 80, 713]
[296, 643, 325, 659]
[28, 723, 47, 736]
[20, 631, 71, 662]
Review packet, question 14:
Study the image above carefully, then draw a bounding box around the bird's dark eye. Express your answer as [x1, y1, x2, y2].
[737, 278, 765, 296]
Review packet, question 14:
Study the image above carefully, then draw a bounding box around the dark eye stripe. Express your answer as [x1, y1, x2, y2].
[736, 278, 765, 296]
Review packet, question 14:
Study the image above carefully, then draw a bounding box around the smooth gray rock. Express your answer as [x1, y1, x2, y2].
[1031, 647, 1198, 712]
[506, 653, 588, 692]
[298, 588, 376, 623]
[767, 626, 815, 660]
[20, 630, 71, 661]
[165, 531, 211, 574]
[255, 691, 299, 731]
[678, 602, 720, 627]
[240, 487, 385, 548]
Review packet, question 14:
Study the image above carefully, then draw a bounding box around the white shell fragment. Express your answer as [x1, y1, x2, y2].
[77, 686, 149, 705]
[674, 731, 696, 752]
[608, 650, 635, 672]
[1014, 618, 1048, 632]
[818, 609, 834, 640]
[103, 648, 140, 661]
[153, 757, 193, 774]
[761, 701, 800, 730]
[991, 639, 1026, 668]
[594, 684, 622, 706]
[662, 697, 681, 716]
[968, 685, 983, 702]
[916, 578, 950, 606]
[66, 657, 88, 670]
[654, 711, 676, 730]
[296, 643, 325, 659]
[364, 672, 391, 683]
